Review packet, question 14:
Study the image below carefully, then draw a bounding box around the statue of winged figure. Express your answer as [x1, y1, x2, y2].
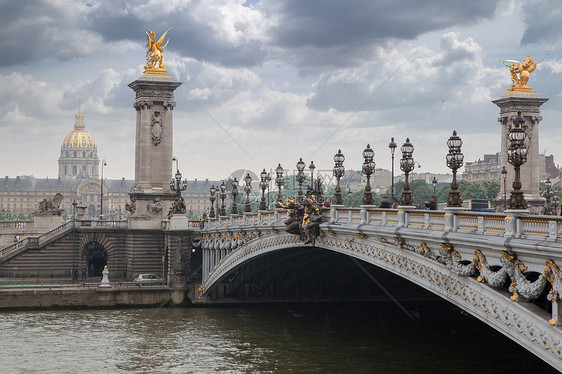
[500, 55, 542, 92]
[144, 27, 173, 71]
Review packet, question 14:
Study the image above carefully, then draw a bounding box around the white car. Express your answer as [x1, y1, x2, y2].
[133, 274, 165, 286]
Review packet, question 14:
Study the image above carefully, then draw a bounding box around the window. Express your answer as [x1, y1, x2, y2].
[74, 151, 77, 157]
[73, 166, 77, 175]
[64, 166, 67, 174]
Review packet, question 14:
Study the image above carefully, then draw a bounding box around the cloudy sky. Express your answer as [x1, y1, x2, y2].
[1, 0, 562, 183]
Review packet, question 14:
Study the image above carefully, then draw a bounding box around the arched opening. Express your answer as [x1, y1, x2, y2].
[88, 204, 96, 217]
[85, 242, 107, 277]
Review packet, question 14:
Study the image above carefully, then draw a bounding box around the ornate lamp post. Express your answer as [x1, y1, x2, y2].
[209, 185, 216, 218]
[296, 158, 306, 198]
[219, 181, 227, 216]
[259, 169, 268, 211]
[170, 157, 188, 198]
[388, 137, 397, 201]
[275, 163, 285, 205]
[501, 166, 508, 211]
[309, 161, 316, 192]
[507, 112, 528, 210]
[333, 149, 345, 205]
[432, 176, 438, 196]
[362, 144, 376, 205]
[445, 131, 464, 208]
[399, 138, 415, 206]
[244, 173, 252, 212]
[100, 159, 107, 219]
[231, 178, 239, 215]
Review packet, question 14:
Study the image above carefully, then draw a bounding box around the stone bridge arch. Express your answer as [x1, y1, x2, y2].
[200, 230, 562, 369]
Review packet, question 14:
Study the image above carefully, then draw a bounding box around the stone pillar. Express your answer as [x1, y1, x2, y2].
[127, 75, 182, 228]
[493, 92, 548, 213]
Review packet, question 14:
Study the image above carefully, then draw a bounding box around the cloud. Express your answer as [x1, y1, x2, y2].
[264, 0, 500, 70]
[520, 0, 562, 47]
[306, 33, 505, 122]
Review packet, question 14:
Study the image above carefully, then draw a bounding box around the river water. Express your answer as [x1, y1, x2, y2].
[0, 300, 557, 373]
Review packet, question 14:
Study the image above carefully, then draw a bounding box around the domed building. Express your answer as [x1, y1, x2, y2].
[58, 107, 100, 179]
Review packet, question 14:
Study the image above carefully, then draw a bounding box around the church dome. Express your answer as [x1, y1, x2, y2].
[62, 108, 96, 149]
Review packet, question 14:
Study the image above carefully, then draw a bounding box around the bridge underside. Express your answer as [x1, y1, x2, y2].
[205, 247, 438, 302]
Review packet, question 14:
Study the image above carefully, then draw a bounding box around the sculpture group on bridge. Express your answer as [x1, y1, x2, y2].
[35, 193, 64, 216]
[280, 195, 324, 245]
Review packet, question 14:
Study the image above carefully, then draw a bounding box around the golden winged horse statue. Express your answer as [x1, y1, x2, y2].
[144, 27, 173, 72]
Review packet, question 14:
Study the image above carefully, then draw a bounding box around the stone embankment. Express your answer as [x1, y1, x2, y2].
[0, 286, 188, 310]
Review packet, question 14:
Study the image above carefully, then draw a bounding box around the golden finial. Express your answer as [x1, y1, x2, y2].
[500, 55, 544, 94]
[143, 27, 173, 77]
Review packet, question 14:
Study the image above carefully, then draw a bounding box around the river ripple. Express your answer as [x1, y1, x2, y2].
[0, 301, 557, 373]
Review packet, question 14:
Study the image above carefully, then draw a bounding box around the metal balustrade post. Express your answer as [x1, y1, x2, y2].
[382, 211, 388, 226]
[424, 213, 430, 229]
[477, 216, 484, 234]
[551, 299, 561, 327]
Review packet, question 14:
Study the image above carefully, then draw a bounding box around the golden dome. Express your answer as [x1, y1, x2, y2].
[62, 108, 96, 149]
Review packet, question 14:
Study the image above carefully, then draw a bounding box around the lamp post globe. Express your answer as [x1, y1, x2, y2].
[259, 169, 268, 211]
[209, 185, 217, 218]
[333, 149, 345, 205]
[399, 138, 415, 206]
[231, 178, 239, 215]
[275, 164, 285, 205]
[446, 130, 464, 208]
[219, 181, 227, 217]
[361, 144, 375, 205]
[296, 158, 306, 199]
[507, 111, 528, 210]
[388, 137, 397, 202]
[244, 173, 252, 213]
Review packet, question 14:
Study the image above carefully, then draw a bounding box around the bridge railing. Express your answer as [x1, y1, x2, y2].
[0, 220, 33, 229]
[202, 206, 562, 242]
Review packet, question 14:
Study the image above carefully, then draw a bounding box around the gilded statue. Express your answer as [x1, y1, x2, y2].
[500, 55, 542, 93]
[144, 27, 173, 74]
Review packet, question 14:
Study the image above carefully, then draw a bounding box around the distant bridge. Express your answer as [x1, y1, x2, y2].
[200, 206, 562, 369]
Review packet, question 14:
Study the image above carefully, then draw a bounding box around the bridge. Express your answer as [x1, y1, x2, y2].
[199, 206, 562, 369]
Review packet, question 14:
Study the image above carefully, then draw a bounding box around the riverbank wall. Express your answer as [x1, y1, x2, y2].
[0, 287, 188, 310]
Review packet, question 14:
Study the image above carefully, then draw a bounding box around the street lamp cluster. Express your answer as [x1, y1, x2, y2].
[203, 118, 541, 216]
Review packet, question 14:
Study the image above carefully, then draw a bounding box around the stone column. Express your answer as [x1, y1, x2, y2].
[127, 75, 182, 228]
[493, 92, 548, 213]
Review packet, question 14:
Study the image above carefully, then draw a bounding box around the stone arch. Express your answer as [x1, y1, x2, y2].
[77, 232, 121, 278]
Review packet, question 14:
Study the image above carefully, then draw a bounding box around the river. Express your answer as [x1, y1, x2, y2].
[0, 300, 557, 373]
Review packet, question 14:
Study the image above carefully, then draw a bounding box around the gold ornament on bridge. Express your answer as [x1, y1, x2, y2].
[143, 27, 173, 76]
[500, 55, 543, 94]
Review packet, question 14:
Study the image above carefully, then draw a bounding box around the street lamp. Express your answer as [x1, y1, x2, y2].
[296, 158, 306, 198]
[170, 157, 188, 197]
[446, 130, 464, 208]
[389, 137, 397, 201]
[361, 144, 376, 205]
[219, 181, 227, 216]
[348, 187, 352, 207]
[432, 176, 438, 196]
[259, 169, 268, 211]
[100, 159, 107, 219]
[309, 161, 316, 192]
[231, 178, 239, 215]
[209, 185, 216, 218]
[244, 173, 252, 213]
[333, 149, 345, 205]
[275, 163, 285, 205]
[399, 138, 415, 206]
[501, 166, 508, 211]
[71, 199, 77, 283]
[507, 111, 528, 210]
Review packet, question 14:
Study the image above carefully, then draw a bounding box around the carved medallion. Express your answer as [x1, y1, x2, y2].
[151, 111, 163, 146]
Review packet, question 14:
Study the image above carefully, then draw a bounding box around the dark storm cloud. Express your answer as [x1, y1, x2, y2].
[520, 0, 562, 47]
[268, 0, 498, 48]
[0, 0, 90, 67]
